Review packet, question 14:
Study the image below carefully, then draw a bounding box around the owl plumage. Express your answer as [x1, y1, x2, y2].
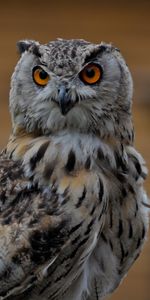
[0, 39, 149, 300]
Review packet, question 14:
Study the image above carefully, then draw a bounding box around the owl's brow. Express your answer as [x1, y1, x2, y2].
[31, 45, 49, 68]
[84, 45, 107, 65]
[40, 62, 48, 67]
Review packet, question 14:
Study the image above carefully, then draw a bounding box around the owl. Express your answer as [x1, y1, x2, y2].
[0, 38, 149, 300]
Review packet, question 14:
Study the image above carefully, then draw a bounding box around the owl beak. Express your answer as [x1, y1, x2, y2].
[58, 86, 73, 115]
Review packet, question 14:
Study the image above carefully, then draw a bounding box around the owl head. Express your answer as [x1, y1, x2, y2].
[9, 39, 133, 144]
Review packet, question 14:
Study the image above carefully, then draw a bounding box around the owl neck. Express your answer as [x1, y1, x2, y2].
[5, 124, 146, 197]
[6, 124, 130, 174]
[6, 119, 134, 161]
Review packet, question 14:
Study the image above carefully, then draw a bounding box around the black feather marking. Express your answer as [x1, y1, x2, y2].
[62, 186, 69, 197]
[134, 252, 140, 262]
[30, 141, 49, 171]
[121, 187, 128, 198]
[136, 238, 142, 249]
[134, 204, 138, 217]
[84, 218, 95, 235]
[61, 195, 70, 205]
[142, 225, 146, 239]
[98, 200, 107, 221]
[54, 264, 73, 283]
[118, 219, 123, 238]
[0, 190, 7, 204]
[115, 172, 126, 182]
[85, 156, 91, 169]
[32, 44, 42, 57]
[69, 221, 84, 235]
[114, 151, 128, 173]
[69, 236, 89, 259]
[109, 239, 113, 251]
[97, 147, 105, 160]
[135, 160, 142, 175]
[43, 163, 54, 180]
[128, 183, 135, 194]
[109, 207, 113, 228]
[101, 233, 107, 243]
[98, 178, 104, 202]
[71, 234, 81, 245]
[90, 204, 97, 216]
[120, 242, 125, 263]
[128, 221, 133, 239]
[65, 150, 76, 172]
[94, 279, 99, 300]
[76, 186, 86, 208]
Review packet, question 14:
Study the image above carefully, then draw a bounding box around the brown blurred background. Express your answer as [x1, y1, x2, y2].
[0, 1, 150, 299]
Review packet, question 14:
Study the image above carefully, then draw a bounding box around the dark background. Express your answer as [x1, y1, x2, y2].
[0, 1, 149, 299]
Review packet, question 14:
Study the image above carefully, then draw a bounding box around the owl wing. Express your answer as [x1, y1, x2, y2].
[85, 147, 149, 300]
[0, 150, 106, 300]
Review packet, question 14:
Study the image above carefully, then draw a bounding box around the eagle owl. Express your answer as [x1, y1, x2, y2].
[0, 39, 149, 300]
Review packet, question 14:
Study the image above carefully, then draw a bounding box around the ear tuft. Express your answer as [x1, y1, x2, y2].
[17, 39, 39, 55]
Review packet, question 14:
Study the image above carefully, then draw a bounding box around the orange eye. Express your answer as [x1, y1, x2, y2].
[32, 66, 50, 86]
[79, 63, 102, 85]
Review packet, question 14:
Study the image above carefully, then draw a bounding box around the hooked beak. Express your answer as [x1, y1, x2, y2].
[58, 86, 74, 115]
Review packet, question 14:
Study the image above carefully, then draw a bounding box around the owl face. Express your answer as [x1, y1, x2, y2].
[10, 39, 133, 143]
